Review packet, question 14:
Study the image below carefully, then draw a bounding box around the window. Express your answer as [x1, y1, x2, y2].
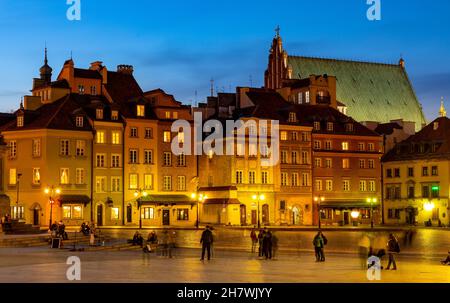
[343, 180, 350, 191]
[249, 171, 256, 184]
[163, 131, 171, 143]
[32, 168, 40, 185]
[431, 185, 439, 198]
[163, 176, 172, 191]
[76, 168, 85, 184]
[8, 141, 17, 159]
[408, 167, 414, 177]
[359, 159, 366, 169]
[358, 143, 365, 151]
[137, 105, 145, 117]
[32, 139, 41, 157]
[17, 116, 24, 127]
[324, 141, 332, 150]
[177, 154, 186, 166]
[305, 91, 310, 103]
[143, 207, 155, 219]
[408, 185, 415, 199]
[236, 171, 243, 184]
[298, 92, 303, 104]
[368, 143, 375, 151]
[314, 140, 321, 150]
[325, 158, 332, 168]
[422, 185, 429, 198]
[111, 177, 121, 192]
[432, 166, 438, 176]
[145, 128, 153, 139]
[327, 122, 334, 132]
[96, 108, 104, 120]
[173, 112, 178, 119]
[130, 127, 138, 138]
[302, 173, 309, 187]
[292, 173, 299, 187]
[280, 131, 288, 141]
[177, 209, 189, 221]
[111, 110, 119, 121]
[177, 132, 185, 144]
[315, 180, 323, 191]
[394, 168, 400, 178]
[111, 154, 121, 168]
[368, 180, 376, 192]
[301, 132, 308, 142]
[163, 152, 172, 166]
[76, 140, 85, 156]
[60, 140, 70, 156]
[63, 205, 82, 219]
[281, 151, 288, 164]
[129, 174, 138, 189]
[342, 142, 349, 151]
[422, 167, 429, 176]
[261, 171, 269, 184]
[144, 150, 153, 164]
[177, 176, 186, 191]
[368, 159, 375, 169]
[96, 176, 106, 193]
[96, 154, 106, 168]
[325, 180, 333, 191]
[112, 131, 121, 145]
[63, 206, 71, 219]
[301, 151, 308, 164]
[345, 123, 354, 132]
[60, 168, 69, 184]
[342, 159, 350, 169]
[144, 174, 153, 190]
[291, 151, 298, 164]
[281, 172, 288, 186]
[314, 158, 322, 168]
[111, 208, 120, 220]
[78, 85, 85, 94]
[9, 168, 17, 185]
[386, 169, 392, 178]
[96, 131, 105, 144]
[260, 145, 269, 158]
[76, 116, 83, 127]
[129, 150, 138, 164]
[292, 132, 299, 141]
[165, 111, 171, 119]
[313, 121, 320, 131]
[288, 112, 297, 122]
[359, 180, 367, 192]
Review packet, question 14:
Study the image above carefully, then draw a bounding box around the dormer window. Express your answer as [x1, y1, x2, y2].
[96, 108, 104, 120]
[78, 85, 85, 94]
[327, 122, 334, 132]
[165, 111, 171, 119]
[313, 121, 321, 131]
[433, 122, 439, 130]
[76, 116, 84, 127]
[345, 123, 354, 132]
[17, 116, 24, 127]
[111, 110, 119, 121]
[90, 86, 97, 96]
[288, 112, 297, 123]
[137, 105, 145, 117]
[305, 91, 310, 103]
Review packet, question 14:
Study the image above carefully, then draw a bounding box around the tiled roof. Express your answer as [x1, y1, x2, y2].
[34, 79, 70, 90]
[287, 56, 427, 131]
[74, 68, 102, 79]
[105, 71, 143, 103]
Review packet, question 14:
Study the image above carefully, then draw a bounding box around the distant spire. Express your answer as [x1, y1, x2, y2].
[19, 97, 24, 110]
[439, 97, 447, 117]
[44, 44, 48, 65]
[275, 25, 280, 38]
[210, 77, 214, 97]
[39, 45, 52, 83]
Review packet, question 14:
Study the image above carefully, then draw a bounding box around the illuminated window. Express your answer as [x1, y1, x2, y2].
[315, 180, 323, 191]
[96, 108, 104, 120]
[143, 207, 155, 219]
[163, 176, 172, 191]
[111, 208, 120, 220]
[343, 180, 350, 191]
[137, 105, 145, 117]
[165, 111, 171, 119]
[17, 116, 24, 127]
[343, 159, 350, 169]
[76, 140, 85, 156]
[9, 168, 17, 185]
[302, 173, 309, 187]
[177, 209, 189, 221]
[111, 177, 121, 192]
[60, 168, 69, 184]
[177, 132, 185, 143]
[325, 180, 333, 191]
[305, 91, 310, 103]
[359, 180, 367, 192]
[72, 206, 82, 219]
[8, 141, 17, 159]
[111, 110, 119, 121]
[173, 112, 178, 119]
[32, 139, 41, 157]
[76, 168, 85, 184]
[144, 174, 153, 190]
[281, 172, 288, 186]
[76, 116, 83, 127]
[280, 131, 288, 141]
[112, 131, 121, 144]
[163, 131, 171, 143]
[129, 174, 138, 189]
[342, 142, 349, 151]
[60, 139, 70, 156]
[144, 150, 153, 164]
[96, 176, 106, 193]
[78, 85, 85, 94]
[96, 131, 105, 144]
[32, 168, 40, 185]
[292, 173, 299, 187]
[177, 176, 186, 191]
[63, 206, 71, 219]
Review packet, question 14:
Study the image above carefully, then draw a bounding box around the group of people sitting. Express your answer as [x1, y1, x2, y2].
[50, 221, 68, 240]
[80, 222, 92, 236]
[131, 230, 176, 257]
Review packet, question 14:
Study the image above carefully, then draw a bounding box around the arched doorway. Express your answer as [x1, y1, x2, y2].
[97, 204, 103, 226]
[126, 204, 133, 223]
[240, 204, 246, 225]
[30, 203, 42, 226]
[262, 204, 269, 225]
[292, 206, 303, 225]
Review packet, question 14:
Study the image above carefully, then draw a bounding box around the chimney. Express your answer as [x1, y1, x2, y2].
[90, 61, 103, 71]
[117, 64, 134, 75]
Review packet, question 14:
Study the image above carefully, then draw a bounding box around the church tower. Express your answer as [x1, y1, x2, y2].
[439, 97, 447, 117]
[39, 47, 53, 84]
[264, 26, 290, 89]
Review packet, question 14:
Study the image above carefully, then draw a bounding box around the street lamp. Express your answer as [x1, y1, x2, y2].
[314, 196, 325, 229]
[367, 197, 378, 229]
[15, 173, 22, 220]
[134, 189, 148, 229]
[44, 186, 61, 229]
[191, 193, 207, 229]
[252, 193, 265, 229]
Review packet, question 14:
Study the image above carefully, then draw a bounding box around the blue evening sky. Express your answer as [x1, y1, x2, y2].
[0, 0, 449, 121]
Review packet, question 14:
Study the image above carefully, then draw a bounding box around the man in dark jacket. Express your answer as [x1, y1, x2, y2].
[200, 226, 214, 260]
[386, 233, 400, 270]
[262, 228, 273, 259]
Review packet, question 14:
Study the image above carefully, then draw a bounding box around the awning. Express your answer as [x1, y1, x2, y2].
[203, 198, 240, 205]
[58, 195, 91, 206]
[140, 195, 192, 205]
[320, 200, 380, 209]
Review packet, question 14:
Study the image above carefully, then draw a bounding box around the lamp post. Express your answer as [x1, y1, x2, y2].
[252, 193, 265, 229]
[15, 173, 22, 220]
[314, 196, 325, 230]
[44, 186, 61, 229]
[134, 189, 148, 229]
[367, 197, 378, 229]
[191, 193, 207, 229]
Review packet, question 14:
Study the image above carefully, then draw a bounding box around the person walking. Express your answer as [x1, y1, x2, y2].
[200, 226, 214, 261]
[319, 232, 327, 261]
[262, 228, 273, 259]
[313, 232, 324, 262]
[250, 227, 258, 253]
[386, 233, 400, 270]
[257, 229, 265, 257]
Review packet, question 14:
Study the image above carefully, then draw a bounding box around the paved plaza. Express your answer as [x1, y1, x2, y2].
[0, 246, 449, 283]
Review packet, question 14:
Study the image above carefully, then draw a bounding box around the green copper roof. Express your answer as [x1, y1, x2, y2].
[288, 56, 427, 131]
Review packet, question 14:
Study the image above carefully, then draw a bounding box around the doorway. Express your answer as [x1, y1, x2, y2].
[292, 207, 302, 225]
[240, 205, 246, 225]
[251, 210, 257, 225]
[126, 204, 132, 223]
[162, 209, 170, 226]
[97, 204, 103, 226]
[33, 209, 39, 226]
[343, 211, 350, 225]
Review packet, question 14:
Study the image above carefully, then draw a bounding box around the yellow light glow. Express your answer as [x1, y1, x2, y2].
[134, 191, 139, 198]
[252, 195, 257, 200]
[351, 211, 360, 219]
[424, 202, 435, 212]
[142, 191, 148, 197]
[260, 194, 265, 201]
[44, 188, 50, 194]
[191, 193, 196, 199]
[55, 188, 61, 194]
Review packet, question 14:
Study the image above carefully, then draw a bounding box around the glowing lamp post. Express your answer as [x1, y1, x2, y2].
[367, 197, 378, 229]
[134, 189, 148, 229]
[191, 193, 207, 229]
[252, 193, 265, 229]
[44, 186, 61, 229]
[314, 196, 325, 229]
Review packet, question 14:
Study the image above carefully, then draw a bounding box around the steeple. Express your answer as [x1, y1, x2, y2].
[439, 97, 447, 117]
[39, 46, 53, 84]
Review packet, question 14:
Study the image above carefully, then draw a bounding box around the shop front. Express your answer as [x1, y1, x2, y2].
[58, 195, 91, 226]
[138, 195, 196, 227]
[320, 200, 381, 227]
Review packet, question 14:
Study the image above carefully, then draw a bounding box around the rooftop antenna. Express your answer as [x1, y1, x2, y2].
[210, 78, 214, 97]
[275, 25, 280, 38]
[249, 74, 253, 87]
